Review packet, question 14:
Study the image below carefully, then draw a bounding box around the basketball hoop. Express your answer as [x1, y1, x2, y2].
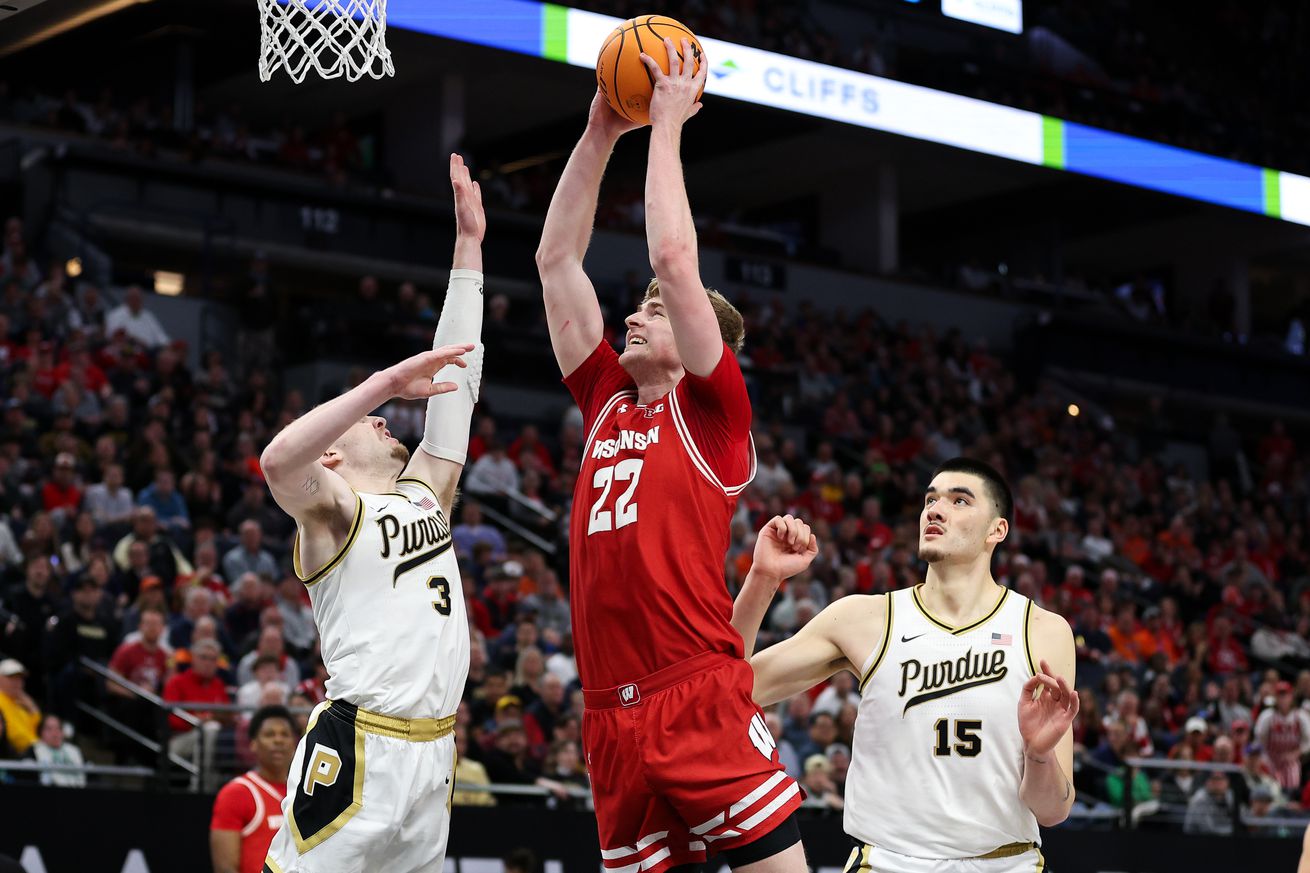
[257, 0, 394, 83]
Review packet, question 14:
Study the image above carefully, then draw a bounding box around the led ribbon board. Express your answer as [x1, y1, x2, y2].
[386, 0, 1310, 226]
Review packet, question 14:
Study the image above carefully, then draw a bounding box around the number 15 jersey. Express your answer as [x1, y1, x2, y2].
[564, 340, 755, 690]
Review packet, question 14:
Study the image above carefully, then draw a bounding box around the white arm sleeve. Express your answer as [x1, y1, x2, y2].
[420, 269, 485, 465]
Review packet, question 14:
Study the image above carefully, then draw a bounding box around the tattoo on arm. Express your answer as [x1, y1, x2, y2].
[302, 476, 320, 495]
[1062, 778, 1072, 802]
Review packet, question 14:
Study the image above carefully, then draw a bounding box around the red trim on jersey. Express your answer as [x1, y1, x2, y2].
[212, 771, 287, 873]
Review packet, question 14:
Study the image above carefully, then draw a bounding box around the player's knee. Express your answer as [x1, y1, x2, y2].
[721, 813, 802, 870]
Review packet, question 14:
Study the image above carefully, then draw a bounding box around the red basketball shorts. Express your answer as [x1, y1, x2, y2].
[582, 652, 803, 873]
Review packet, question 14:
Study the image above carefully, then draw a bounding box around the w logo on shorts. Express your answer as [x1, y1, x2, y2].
[619, 684, 641, 706]
[747, 714, 776, 760]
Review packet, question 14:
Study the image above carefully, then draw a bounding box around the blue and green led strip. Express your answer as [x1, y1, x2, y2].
[384, 0, 1309, 226]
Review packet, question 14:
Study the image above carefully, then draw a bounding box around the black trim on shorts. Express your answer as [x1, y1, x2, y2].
[721, 812, 801, 868]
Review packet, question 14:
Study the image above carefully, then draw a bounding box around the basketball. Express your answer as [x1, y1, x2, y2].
[596, 15, 706, 126]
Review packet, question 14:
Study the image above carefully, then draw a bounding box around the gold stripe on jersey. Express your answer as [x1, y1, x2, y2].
[1023, 599, 1037, 676]
[293, 493, 366, 586]
[859, 594, 894, 693]
[1035, 845, 1046, 872]
[263, 856, 285, 873]
[397, 476, 440, 502]
[911, 584, 1009, 636]
[977, 841, 1036, 860]
[842, 845, 869, 873]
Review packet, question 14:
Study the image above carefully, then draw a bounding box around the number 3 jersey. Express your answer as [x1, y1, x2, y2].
[846, 585, 1041, 858]
[292, 478, 468, 719]
[563, 340, 755, 690]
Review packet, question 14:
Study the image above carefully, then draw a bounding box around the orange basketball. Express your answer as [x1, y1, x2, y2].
[596, 15, 706, 126]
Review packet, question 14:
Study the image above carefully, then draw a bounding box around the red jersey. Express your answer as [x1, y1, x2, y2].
[564, 341, 754, 689]
[211, 770, 287, 873]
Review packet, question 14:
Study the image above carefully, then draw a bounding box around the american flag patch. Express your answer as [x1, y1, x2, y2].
[415, 495, 436, 511]
[991, 633, 1012, 646]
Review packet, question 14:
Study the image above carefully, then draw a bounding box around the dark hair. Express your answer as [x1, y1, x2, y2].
[248, 704, 296, 739]
[931, 457, 1013, 522]
[504, 849, 537, 873]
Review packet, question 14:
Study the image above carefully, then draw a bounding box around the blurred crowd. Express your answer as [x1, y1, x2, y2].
[0, 81, 377, 188]
[1, 210, 1309, 835]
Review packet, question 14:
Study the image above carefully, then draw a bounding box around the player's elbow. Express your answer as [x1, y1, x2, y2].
[1035, 799, 1074, 828]
[649, 241, 696, 279]
[534, 244, 575, 274]
[259, 444, 292, 479]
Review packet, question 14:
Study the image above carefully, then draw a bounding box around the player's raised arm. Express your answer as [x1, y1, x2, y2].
[535, 91, 640, 376]
[1018, 608, 1079, 827]
[260, 345, 472, 525]
[403, 153, 487, 518]
[640, 38, 720, 377]
[733, 515, 819, 658]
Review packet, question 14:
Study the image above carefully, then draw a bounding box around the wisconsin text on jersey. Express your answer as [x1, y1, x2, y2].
[898, 647, 1009, 714]
[591, 425, 661, 459]
[376, 503, 453, 587]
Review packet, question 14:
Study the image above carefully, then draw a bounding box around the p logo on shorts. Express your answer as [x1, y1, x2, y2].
[619, 684, 641, 706]
[304, 743, 343, 796]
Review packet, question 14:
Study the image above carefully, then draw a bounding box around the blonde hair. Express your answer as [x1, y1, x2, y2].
[642, 278, 745, 354]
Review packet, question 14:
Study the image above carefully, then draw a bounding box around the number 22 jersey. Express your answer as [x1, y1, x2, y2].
[564, 340, 755, 690]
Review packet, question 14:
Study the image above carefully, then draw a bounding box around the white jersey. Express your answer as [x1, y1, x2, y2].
[294, 478, 468, 719]
[845, 584, 1040, 859]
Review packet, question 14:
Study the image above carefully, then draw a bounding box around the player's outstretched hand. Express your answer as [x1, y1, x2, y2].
[640, 37, 708, 129]
[1018, 658, 1079, 758]
[587, 88, 641, 139]
[383, 344, 474, 400]
[752, 514, 819, 583]
[450, 153, 485, 244]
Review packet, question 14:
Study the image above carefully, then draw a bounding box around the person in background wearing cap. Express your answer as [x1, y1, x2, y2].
[1255, 679, 1310, 795]
[0, 657, 40, 755]
[1171, 716, 1216, 762]
[492, 694, 545, 755]
[482, 561, 521, 632]
[41, 452, 82, 524]
[1184, 767, 1235, 836]
[802, 754, 843, 811]
[481, 718, 542, 801]
[45, 573, 118, 723]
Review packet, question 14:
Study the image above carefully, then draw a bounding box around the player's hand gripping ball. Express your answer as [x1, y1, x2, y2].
[596, 15, 705, 126]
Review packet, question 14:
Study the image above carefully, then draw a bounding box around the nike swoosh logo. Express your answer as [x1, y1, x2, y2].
[901, 633, 927, 643]
[391, 540, 453, 587]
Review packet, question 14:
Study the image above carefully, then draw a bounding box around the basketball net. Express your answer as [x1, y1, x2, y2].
[257, 0, 394, 83]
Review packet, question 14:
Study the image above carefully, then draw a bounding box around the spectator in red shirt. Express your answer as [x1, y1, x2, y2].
[41, 452, 82, 520]
[107, 605, 171, 750]
[52, 346, 108, 396]
[210, 704, 295, 873]
[508, 424, 556, 477]
[109, 606, 170, 694]
[1206, 614, 1249, 675]
[1170, 716, 1215, 763]
[162, 638, 231, 789]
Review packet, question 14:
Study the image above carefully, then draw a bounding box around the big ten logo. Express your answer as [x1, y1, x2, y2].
[303, 743, 342, 795]
[747, 713, 776, 760]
